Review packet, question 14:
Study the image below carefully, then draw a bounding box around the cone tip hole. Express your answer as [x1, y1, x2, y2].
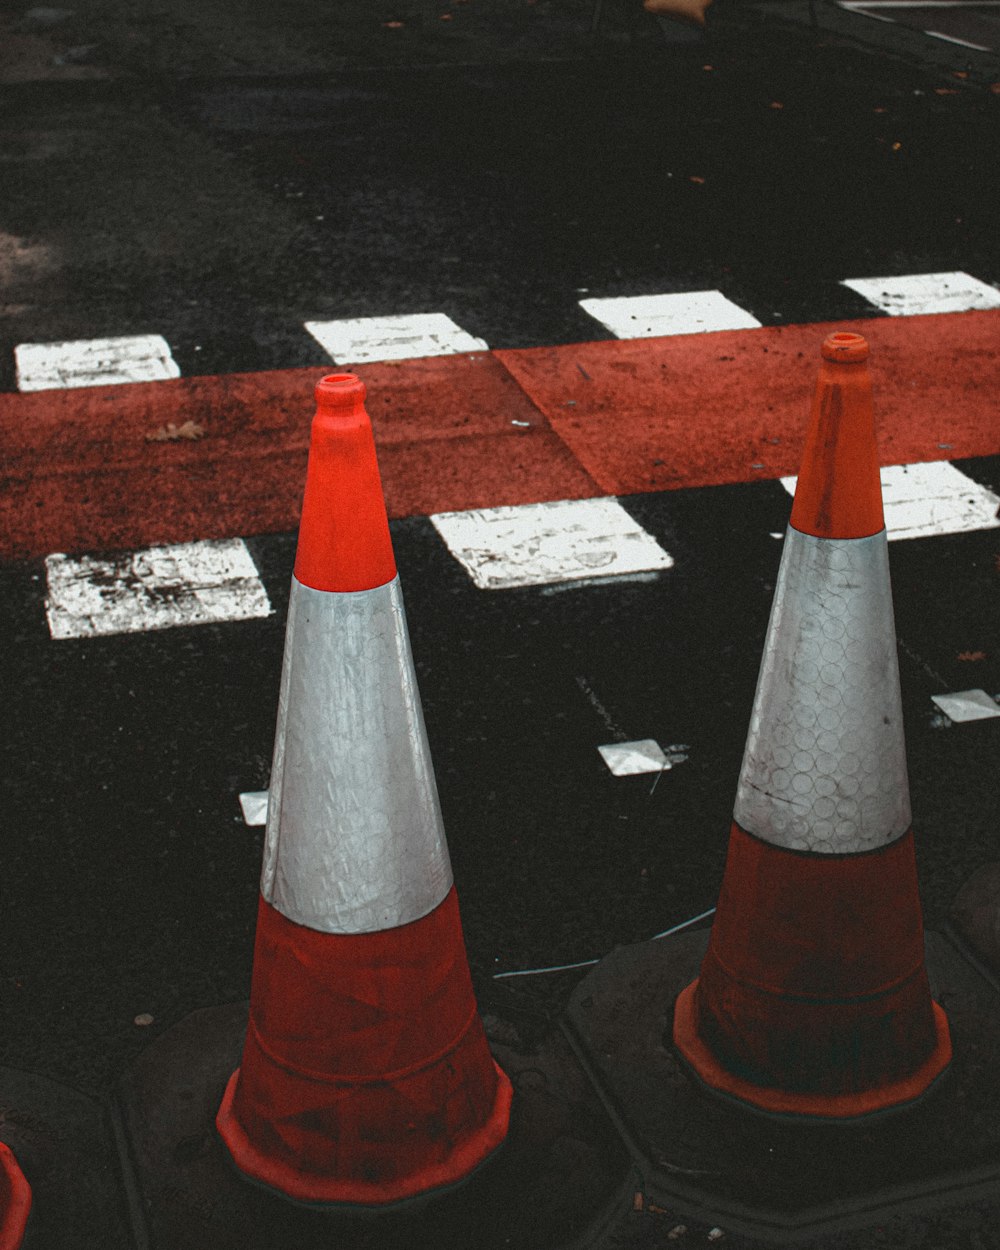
[822, 332, 869, 363]
[316, 372, 366, 405]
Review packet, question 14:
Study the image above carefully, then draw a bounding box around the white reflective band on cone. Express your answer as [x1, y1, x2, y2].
[261, 576, 453, 933]
[734, 528, 911, 854]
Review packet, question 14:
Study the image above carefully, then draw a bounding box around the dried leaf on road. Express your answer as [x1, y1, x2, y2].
[146, 420, 205, 442]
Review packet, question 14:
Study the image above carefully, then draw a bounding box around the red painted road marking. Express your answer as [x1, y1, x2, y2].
[2, 311, 998, 561]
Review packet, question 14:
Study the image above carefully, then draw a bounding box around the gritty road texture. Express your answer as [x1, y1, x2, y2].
[2, 1, 1000, 1245]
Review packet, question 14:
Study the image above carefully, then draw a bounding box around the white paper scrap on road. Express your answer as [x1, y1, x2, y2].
[599, 740, 668, 776]
[578, 290, 761, 339]
[781, 462, 1000, 541]
[597, 739, 691, 777]
[239, 791, 269, 826]
[303, 313, 488, 363]
[840, 271, 1000, 316]
[931, 690, 1000, 723]
[15, 334, 180, 391]
[45, 539, 272, 639]
[430, 497, 674, 590]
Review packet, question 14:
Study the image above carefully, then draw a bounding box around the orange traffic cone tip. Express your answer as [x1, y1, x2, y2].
[293, 374, 397, 594]
[0, 1142, 31, 1250]
[673, 333, 952, 1119]
[217, 374, 512, 1205]
[789, 332, 885, 541]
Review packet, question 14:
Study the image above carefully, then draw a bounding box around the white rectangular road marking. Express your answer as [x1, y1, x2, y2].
[15, 334, 180, 391]
[45, 539, 272, 640]
[840, 271, 1000, 317]
[579, 291, 762, 339]
[303, 313, 488, 363]
[430, 498, 674, 590]
[781, 461, 1000, 541]
[931, 690, 1000, 724]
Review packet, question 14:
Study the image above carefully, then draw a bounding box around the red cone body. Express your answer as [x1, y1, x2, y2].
[673, 333, 951, 1118]
[217, 374, 512, 1204]
[0, 1143, 30, 1250]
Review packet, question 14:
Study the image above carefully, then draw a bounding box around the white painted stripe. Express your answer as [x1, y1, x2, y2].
[430, 497, 674, 590]
[45, 539, 272, 639]
[239, 791, 269, 826]
[781, 462, 1000, 541]
[579, 290, 762, 339]
[931, 690, 1000, 723]
[924, 29, 991, 48]
[15, 334, 180, 391]
[303, 313, 488, 363]
[841, 7, 899, 20]
[840, 271, 1000, 316]
[841, 2, 1000, 9]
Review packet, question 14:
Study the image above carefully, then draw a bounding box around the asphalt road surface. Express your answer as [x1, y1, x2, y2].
[2, 1, 1000, 1245]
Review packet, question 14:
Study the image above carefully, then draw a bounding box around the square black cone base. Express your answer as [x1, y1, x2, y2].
[950, 862, 1000, 987]
[0, 1068, 131, 1249]
[564, 928, 1000, 1244]
[111, 1000, 636, 1250]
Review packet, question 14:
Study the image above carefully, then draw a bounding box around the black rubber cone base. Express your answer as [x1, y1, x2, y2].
[0, 1068, 131, 1249]
[112, 1000, 636, 1250]
[564, 928, 1000, 1244]
[950, 862, 1000, 983]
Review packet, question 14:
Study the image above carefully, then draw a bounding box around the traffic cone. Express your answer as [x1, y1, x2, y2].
[673, 331, 952, 1119]
[216, 373, 512, 1205]
[0, 1143, 30, 1250]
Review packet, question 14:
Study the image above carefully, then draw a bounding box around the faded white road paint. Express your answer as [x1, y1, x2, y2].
[922, 30, 991, 49]
[45, 539, 272, 639]
[781, 461, 1000, 541]
[430, 497, 673, 590]
[840, 271, 1000, 316]
[578, 290, 761, 339]
[303, 313, 488, 363]
[839, 2, 1000, 8]
[15, 334, 180, 391]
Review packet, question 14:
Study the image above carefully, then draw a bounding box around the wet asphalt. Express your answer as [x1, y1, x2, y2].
[2, 1, 1000, 1245]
